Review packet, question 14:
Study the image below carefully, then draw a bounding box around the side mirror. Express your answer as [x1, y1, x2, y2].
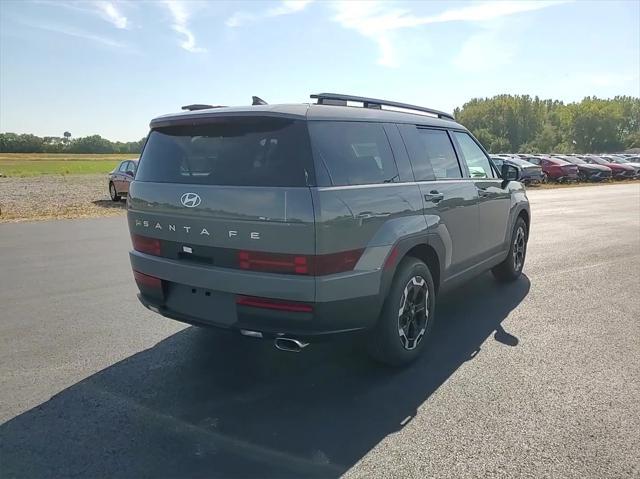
[126, 170, 135, 177]
[501, 163, 520, 182]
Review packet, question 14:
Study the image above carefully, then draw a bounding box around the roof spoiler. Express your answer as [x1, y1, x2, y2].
[181, 96, 267, 111]
[310, 93, 455, 121]
[181, 104, 226, 111]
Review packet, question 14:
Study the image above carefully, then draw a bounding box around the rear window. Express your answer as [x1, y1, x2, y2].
[308, 121, 399, 186]
[136, 117, 313, 187]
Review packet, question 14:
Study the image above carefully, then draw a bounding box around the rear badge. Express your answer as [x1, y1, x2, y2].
[182, 246, 193, 254]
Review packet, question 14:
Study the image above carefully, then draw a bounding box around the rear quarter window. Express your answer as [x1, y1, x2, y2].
[308, 121, 399, 186]
[135, 117, 314, 187]
[452, 131, 496, 179]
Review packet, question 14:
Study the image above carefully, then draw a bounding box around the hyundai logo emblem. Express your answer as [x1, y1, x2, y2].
[180, 192, 201, 208]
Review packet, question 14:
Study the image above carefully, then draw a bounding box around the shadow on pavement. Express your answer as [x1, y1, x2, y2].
[92, 199, 126, 210]
[0, 273, 529, 478]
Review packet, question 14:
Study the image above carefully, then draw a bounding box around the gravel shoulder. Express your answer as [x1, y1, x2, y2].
[1, 174, 638, 223]
[0, 174, 125, 222]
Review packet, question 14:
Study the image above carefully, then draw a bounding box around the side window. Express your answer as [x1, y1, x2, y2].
[453, 132, 496, 179]
[411, 128, 462, 180]
[118, 162, 128, 172]
[126, 161, 136, 174]
[308, 121, 399, 186]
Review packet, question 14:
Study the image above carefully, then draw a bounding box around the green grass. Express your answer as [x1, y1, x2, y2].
[0, 153, 137, 177]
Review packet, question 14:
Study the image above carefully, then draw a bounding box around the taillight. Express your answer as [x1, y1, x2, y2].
[237, 249, 363, 276]
[133, 270, 163, 290]
[238, 250, 309, 274]
[132, 234, 161, 256]
[384, 246, 399, 270]
[313, 249, 363, 275]
[236, 295, 313, 313]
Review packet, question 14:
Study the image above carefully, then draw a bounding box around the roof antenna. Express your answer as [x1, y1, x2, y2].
[252, 96, 268, 105]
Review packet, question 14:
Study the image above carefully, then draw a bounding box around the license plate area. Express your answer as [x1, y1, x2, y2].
[165, 283, 236, 326]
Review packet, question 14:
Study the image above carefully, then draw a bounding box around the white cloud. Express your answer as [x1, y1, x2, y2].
[34, 1, 130, 29]
[164, 0, 206, 53]
[21, 20, 126, 48]
[226, 0, 313, 28]
[331, 1, 566, 67]
[94, 1, 128, 29]
[267, 0, 313, 17]
[452, 30, 516, 72]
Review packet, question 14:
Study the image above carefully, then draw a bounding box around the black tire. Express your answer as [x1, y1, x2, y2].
[367, 257, 436, 367]
[492, 216, 528, 282]
[109, 182, 121, 202]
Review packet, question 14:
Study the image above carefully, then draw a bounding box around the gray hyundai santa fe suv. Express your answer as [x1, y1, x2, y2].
[128, 93, 530, 366]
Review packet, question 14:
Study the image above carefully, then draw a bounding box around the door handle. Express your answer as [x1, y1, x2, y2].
[424, 191, 444, 203]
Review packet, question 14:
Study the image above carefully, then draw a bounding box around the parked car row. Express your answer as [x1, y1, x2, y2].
[491, 153, 640, 183]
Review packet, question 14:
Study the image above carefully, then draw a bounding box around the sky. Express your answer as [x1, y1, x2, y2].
[0, 0, 639, 142]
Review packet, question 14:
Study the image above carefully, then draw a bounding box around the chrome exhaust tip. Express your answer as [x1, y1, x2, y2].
[274, 337, 309, 353]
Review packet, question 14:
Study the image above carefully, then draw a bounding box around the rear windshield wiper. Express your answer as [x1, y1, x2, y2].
[383, 174, 399, 183]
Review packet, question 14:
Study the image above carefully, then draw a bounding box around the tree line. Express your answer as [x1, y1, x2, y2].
[0, 132, 146, 154]
[1, 95, 638, 154]
[454, 95, 639, 153]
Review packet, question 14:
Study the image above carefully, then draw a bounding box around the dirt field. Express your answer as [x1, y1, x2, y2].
[0, 174, 125, 222]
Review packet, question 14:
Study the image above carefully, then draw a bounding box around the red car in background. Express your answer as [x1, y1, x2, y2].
[579, 156, 637, 179]
[523, 156, 578, 182]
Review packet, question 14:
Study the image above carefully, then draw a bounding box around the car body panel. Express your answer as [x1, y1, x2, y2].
[523, 156, 578, 181]
[108, 159, 138, 196]
[581, 156, 636, 178]
[127, 103, 530, 338]
[491, 156, 544, 184]
[555, 156, 612, 181]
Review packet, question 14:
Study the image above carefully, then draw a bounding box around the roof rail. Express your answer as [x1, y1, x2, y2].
[181, 104, 225, 111]
[310, 93, 455, 121]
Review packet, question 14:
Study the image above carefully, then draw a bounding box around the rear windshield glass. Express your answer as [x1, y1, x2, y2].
[308, 121, 399, 186]
[136, 118, 313, 187]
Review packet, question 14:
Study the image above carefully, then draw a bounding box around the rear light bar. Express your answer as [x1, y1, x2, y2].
[237, 249, 363, 276]
[236, 295, 313, 313]
[132, 234, 161, 256]
[239, 250, 309, 274]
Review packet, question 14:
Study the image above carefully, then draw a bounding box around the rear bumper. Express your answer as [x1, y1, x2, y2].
[548, 173, 578, 182]
[581, 169, 611, 180]
[613, 170, 637, 179]
[137, 292, 380, 339]
[130, 251, 383, 339]
[521, 172, 544, 184]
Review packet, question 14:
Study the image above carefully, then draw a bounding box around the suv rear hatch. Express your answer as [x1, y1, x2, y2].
[128, 116, 318, 308]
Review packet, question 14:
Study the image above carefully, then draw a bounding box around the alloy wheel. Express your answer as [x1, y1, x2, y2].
[513, 226, 526, 271]
[397, 276, 429, 350]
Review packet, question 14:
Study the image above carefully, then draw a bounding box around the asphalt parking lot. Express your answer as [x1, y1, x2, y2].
[1, 183, 639, 478]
